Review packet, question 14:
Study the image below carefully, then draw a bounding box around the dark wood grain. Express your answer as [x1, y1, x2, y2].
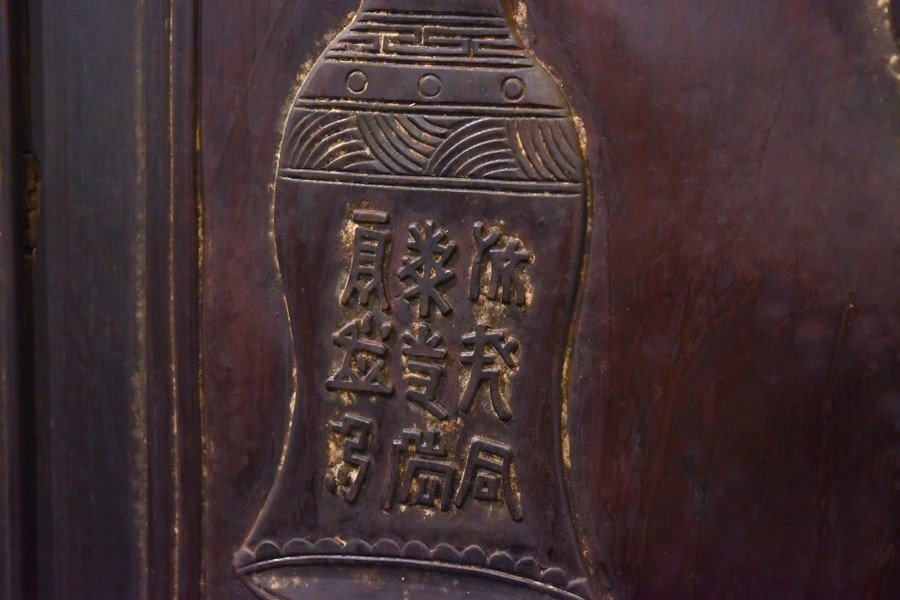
[142, 1, 202, 598]
[28, 0, 201, 597]
[30, 0, 147, 594]
[0, 0, 24, 596]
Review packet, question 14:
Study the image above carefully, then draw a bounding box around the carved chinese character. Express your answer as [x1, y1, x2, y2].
[398, 221, 457, 317]
[460, 324, 519, 422]
[455, 437, 523, 521]
[402, 323, 450, 420]
[326, 312, 394, 395]
[341, 209, 390, 311]
[385, 428, 455, 512]
[325, 413, 374, 503]
[469, 221, 531, 306]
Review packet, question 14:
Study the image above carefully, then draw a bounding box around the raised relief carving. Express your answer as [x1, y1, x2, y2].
[402, 323, 451, 420]
[341, 209, 391, 311]
[460, 324, 519, 422]
[384, 428, 522, 522]
[325, 413, 375, 503]
[386, 427, 455, 512]
[278, 3, 584, 195]
[327, 8, 533, 67]
[469, 221, 532, 306]
[455, 437, 522, 521]
[398, 221, 457, 317]
[326, 312, 394, 395]
[239, 1, 595, 598]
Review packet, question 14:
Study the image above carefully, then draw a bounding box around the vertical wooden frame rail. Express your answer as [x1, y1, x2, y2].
[28, 0, 202, 597]
[0, 0, 25, 596]
[142, 1, 203, 598]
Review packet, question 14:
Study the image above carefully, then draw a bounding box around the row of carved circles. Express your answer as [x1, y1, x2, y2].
[346, 69, 527, 102]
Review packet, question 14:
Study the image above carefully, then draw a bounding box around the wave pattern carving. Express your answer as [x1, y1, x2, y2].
[282, 109, 583, 184]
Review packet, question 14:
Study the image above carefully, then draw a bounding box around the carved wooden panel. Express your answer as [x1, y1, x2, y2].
[11, 0, 900, 598]
[200, 0, 900, 597]
[229, 1, 597, 597]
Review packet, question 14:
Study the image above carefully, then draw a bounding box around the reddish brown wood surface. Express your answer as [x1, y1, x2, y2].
[200, 1, 900, 598]
[563, 2, 900, 597]
[8, 0, 900, 598]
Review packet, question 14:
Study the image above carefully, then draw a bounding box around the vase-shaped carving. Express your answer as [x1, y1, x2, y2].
[237, 1, 595, 597]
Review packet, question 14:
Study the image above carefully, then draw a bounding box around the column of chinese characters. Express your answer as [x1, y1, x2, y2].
[462, 221, 531, 424]
[398, 222, 456, 420]
[325, 210, 394, 504]
[328, 210, 395, 398]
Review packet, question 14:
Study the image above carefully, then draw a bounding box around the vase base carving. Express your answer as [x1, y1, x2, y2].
[241, 558, 589, 599]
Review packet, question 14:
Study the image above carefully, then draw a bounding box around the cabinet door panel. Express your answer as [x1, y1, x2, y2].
[21, 0, 900, 598]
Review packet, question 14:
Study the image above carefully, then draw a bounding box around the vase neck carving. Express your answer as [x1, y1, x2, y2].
[359, 0, 506, 17]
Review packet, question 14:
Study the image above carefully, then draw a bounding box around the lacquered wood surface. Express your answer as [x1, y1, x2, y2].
[200, 1, 900, 597]
[0, 0, 25, 597]
[26, 0, 200, 598]
[7, 0, 900, 598]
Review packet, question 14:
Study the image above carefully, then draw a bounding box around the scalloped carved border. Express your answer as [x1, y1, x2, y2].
[235, 537, 591, 599]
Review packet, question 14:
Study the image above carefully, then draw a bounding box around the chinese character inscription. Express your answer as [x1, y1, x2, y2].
[323, 208, 532, 516]
[237, 1, 594, 598]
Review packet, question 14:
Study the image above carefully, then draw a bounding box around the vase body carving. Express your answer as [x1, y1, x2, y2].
[237, 1, 595, 597]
